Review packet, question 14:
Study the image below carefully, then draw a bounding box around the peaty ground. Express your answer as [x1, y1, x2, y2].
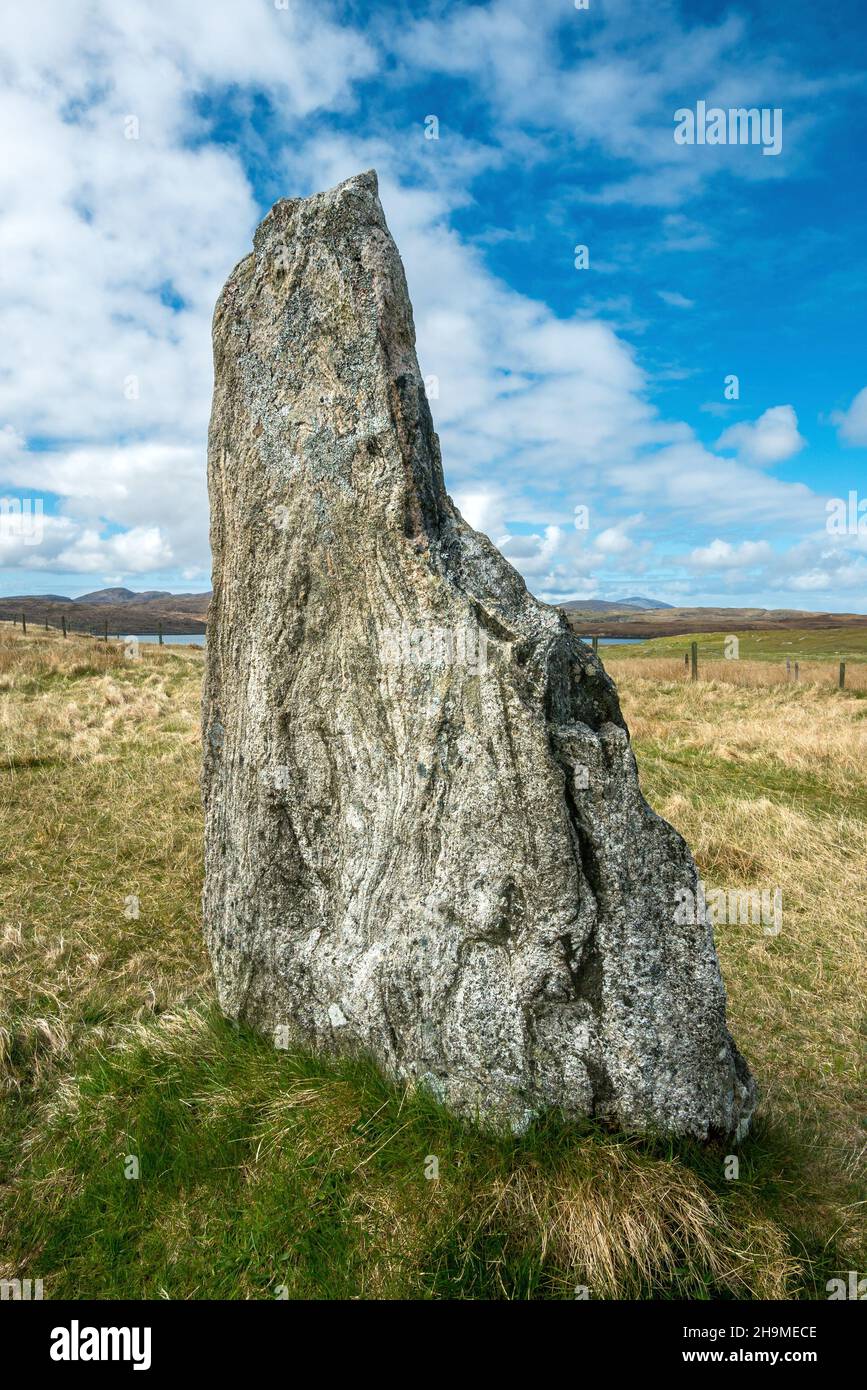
[0, 624, 863, 1299]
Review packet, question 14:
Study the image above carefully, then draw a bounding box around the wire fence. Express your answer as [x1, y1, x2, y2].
[603, 653, 867, 692]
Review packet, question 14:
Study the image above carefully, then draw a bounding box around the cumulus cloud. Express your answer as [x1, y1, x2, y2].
[594, 515, 649, 556]
[0, 513, 172, 575]
[0, 1, 857, 614]
[687, 539, 773, 571]
[831, 386, 867, 446]
[0, 0, 374, 446]
[1, 439, 207, 577]
[606, 439, 816, 526]
[452, 486, 510, 543]
[676, 530, 867, 603]
[500, 526, 564, 575]
[0, 0, 374, 587]
[716, 405, 806, 466]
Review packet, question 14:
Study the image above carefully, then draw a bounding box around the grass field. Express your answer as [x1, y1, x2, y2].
[595, 627, 867, 695]
[600, 625, 867, 667]
[1, 623, 864, 1300]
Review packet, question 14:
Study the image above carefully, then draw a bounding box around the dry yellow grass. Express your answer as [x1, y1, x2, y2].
[0, 625, 208, 1095]
[606, 655, 867, 692]
[606, 662, 867, 787]
[608, 663, 867, 1260]
[477, 1152, 796, 1300]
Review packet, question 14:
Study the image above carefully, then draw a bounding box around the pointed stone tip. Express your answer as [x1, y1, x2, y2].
[281, 168, 379, 206]
[302, 167, 379, 208]
[252, 170, 382, 254]
[329, 168, 379, 197]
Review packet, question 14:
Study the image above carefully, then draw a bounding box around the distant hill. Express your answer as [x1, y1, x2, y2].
[75, 587, 173, 605]
[2, 587, 864, 642]
[565, 605, 867, 638]
[560, 596, 672, 615]
[0, 588, 211, 636]
[619, 595, 673, 610]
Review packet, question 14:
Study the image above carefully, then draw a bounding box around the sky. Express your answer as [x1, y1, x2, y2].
[0, 0, 865, 610]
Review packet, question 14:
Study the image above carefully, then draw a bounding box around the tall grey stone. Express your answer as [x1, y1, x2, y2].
[202, 170, 755, 1139]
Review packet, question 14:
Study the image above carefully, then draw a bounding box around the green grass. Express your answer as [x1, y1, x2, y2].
[1, 625, 864, 1299]
[602, 625, 867, 664]
[3, 1012, 829, 1301]
[634, 737, 867, 819]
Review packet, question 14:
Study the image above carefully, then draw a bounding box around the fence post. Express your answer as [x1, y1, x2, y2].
[794, 661, 800, 683]
[591, 636, 598, 655]
[62, 614, 67, 638]
[684, 651, 689, 670]
[103, 618, 108, 642]
[158, 621, 164, 647]
[786, 658, 791, 680]
[839, 662, 846, 690]
[21, 611, 27, 636]
[690, 641, 698, 682]
[45, 615, 49, 631]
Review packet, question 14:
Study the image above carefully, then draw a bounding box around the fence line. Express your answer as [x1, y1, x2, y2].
[602, 653, 866, 692]
[4, 618, 864, 689]
[6, 615, 182, 646]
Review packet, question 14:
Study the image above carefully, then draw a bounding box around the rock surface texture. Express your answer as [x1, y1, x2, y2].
[203, 170, 756, 1139]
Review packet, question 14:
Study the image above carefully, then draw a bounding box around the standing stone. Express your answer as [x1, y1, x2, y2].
[202, 170, 755, 1139]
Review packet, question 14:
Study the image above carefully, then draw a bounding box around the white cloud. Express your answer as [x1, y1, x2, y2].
[831, 386, 867, 446]
[0, 513, 173, 575]
[788, 556, 867, 594]
[393, 0, 832, 208]
[660, 214, 714, 252]
[451, 486, 510, 543]
[656, 290, 694, 309]
[0, 2, 856, 615]
[606, 439, 817, 526]
[594, 515, 648, 556]
[687, 539, 773, 571]
[500, 525, 563, 575]
[716, 405, 806, 466]
[675, 530, 867, 602]
[0, 1, 375, 585]
[1, 441, 207, 575]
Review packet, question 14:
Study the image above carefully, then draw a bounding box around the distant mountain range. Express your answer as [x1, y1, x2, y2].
[7, 586, 204, 606]
[560, 595, 673, 614]
[75, 587, 175, 604]
[566, 605, 867, 638]
[0, 587, 211, 635]
[2, 588, 865, 641]
[4, 587, 672, 633]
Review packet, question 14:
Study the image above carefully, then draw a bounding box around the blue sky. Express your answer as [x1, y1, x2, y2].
[1, 0, 865, 609]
